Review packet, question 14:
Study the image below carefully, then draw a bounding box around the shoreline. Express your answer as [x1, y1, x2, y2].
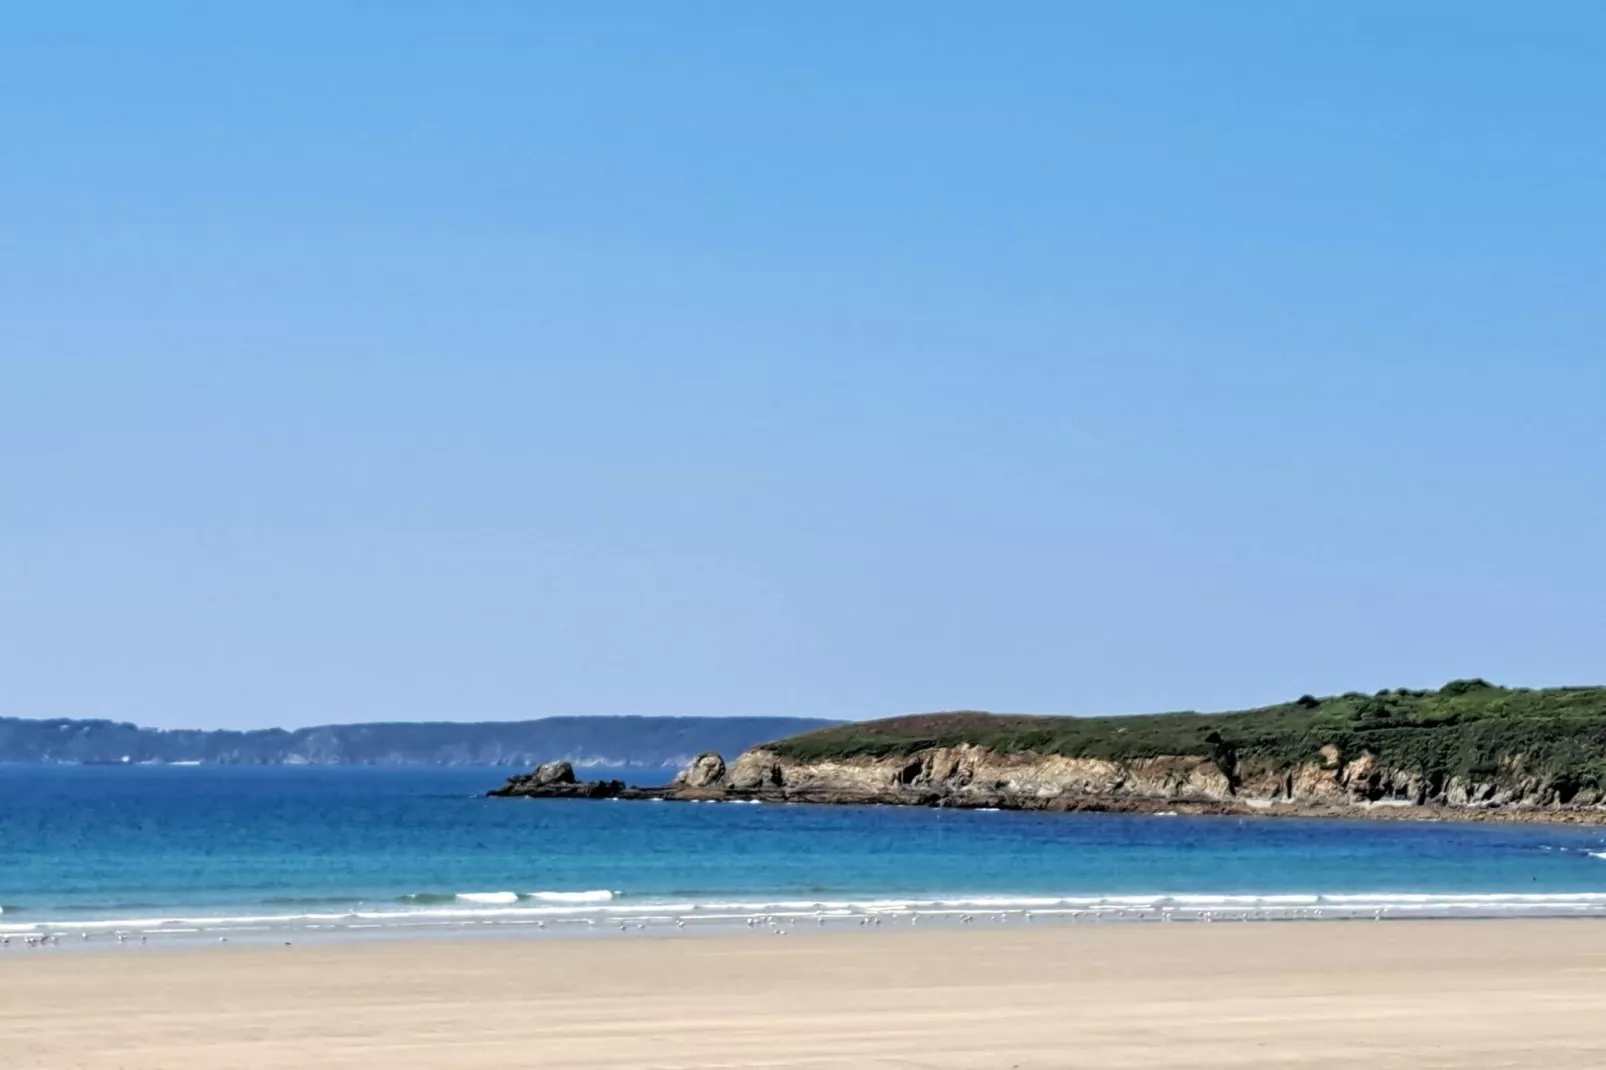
[665, 790, 1606, 825]
[13, 886, 1606, 949]
[9, 919, 1606, 1068]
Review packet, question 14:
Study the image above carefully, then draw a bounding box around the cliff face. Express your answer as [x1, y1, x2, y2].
[487, 686, 1606, 821]
[651, 743, 1606, 820]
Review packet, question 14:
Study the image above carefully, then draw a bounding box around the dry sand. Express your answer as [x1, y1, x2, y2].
[5, 920, 1606, 1069]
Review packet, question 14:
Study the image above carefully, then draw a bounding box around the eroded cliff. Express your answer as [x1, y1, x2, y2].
[491, 683, 1606, 822]
[656, 743, 1606, 819]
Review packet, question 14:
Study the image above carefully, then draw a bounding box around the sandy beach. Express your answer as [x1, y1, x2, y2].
[5, 920, 1606, 1069]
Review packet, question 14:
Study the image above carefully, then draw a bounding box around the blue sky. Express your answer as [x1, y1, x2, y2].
[2, 3, 1602, 729]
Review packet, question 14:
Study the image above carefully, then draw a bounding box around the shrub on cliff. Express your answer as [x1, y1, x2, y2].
[765, 683, 1606, 794]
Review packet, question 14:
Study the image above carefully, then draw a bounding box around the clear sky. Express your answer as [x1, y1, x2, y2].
[2, 3, 1602, 729]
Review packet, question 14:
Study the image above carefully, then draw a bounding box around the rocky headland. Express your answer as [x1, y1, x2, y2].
[490, 682, 1606, 823]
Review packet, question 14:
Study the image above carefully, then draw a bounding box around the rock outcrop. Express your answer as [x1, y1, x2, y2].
[488, 761, 665, 800]
[671, 752, 727, 789]
[669, 745, 1248, 811]
[491, 743, 1606, 823]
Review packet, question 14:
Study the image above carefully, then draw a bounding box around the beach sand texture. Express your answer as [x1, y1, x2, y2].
[5, 920, 1606, 1069]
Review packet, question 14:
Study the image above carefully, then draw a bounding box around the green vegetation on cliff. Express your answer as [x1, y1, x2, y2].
[769, 682, 1606, 794]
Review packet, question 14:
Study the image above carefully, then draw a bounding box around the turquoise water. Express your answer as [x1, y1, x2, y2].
[6, 765, 1606, 939]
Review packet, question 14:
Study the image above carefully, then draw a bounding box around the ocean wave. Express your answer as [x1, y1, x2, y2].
[397, 890, 617, 906]
[13, 889, 1606, 938]
[34, 902, 162, 914]
[456, 892, 520, 905]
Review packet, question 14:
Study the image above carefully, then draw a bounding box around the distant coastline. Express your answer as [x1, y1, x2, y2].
[0, 715, 837, 768]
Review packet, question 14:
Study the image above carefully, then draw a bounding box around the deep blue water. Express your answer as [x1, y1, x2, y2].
[5, 765, 1606, 935]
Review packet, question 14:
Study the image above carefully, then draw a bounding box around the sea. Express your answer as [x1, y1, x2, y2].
[5, 764, 1606, 944]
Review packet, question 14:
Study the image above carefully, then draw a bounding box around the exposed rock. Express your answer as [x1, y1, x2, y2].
[678, 752, 727, 789]
[490, 743, 1606, 824]
[531, 760, 576, 787]
[727, 750, 785, 790]
[488, 763, 666, 801]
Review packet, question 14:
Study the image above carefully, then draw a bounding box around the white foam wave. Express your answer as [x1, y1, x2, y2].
[15, 889, 1606, 938]
[526, 890, 616, 903]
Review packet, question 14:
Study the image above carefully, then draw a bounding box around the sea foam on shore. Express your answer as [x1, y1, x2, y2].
[11, 889, 1606, 948]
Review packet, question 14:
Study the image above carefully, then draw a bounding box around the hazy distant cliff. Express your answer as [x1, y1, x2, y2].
[0, 715, 837, 769]
[496, 682, 1606, 821]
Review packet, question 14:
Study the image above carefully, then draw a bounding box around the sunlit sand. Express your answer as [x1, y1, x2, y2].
[6, 920, 1606, 1068]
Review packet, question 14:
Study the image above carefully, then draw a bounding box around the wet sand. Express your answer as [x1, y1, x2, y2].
[5, 920, 1606, 1068]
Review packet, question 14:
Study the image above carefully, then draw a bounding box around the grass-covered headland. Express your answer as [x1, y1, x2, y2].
[769, 682, 1606, 795]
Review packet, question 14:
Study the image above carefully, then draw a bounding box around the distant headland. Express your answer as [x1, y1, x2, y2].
[0, 715, 838, 770]
[492, 681, 1606, 822]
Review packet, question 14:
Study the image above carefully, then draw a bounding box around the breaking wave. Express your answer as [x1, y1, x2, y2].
[12, 889, 1606, 940]
[398, 890, 617, 906]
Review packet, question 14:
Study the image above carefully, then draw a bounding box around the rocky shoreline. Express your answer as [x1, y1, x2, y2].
[488, 747, 1606, 825]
